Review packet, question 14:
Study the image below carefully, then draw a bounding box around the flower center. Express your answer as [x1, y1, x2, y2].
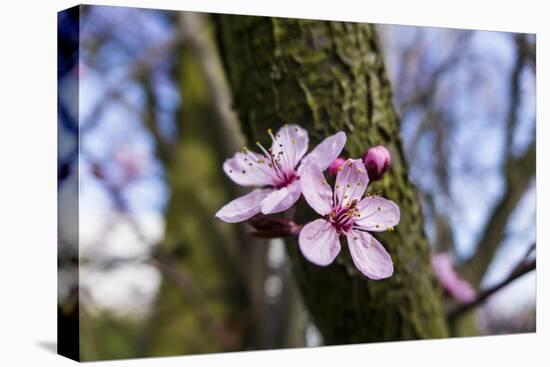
[273, 169, 298, 189]
[328, 199, 361, 234]
[240, 126, 299, 189]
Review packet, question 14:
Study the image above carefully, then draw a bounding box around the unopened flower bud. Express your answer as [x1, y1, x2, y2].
[327, 157, 346, 176]
[363, 145, 391, 181]
[248, 214, 302, 238]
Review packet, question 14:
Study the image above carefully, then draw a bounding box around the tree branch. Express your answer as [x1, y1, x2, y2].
[460, 33, 536, 286]
[448, 250, 535, 321]
[461, 128, 535, 286]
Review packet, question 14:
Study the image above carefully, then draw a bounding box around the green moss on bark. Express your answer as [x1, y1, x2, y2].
[216, 15, 448, 343]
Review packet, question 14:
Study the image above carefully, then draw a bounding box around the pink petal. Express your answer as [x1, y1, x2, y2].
[334, 159, 369, 207]
[272, 124, 309, 171]
[260, 180, 302, 214]
[355, 196, 400, 232]
[223, 152, 276, 187]
[300, 161, 333, 216]
[449, 279, 476, 303]
[432, 254, 455, 282]
[299, 219, 341, 266]
[215, 188, 273, 223]
[431, 253, 476, 303]
[301, 131, 346, 171]
[347, 230, 393, 279]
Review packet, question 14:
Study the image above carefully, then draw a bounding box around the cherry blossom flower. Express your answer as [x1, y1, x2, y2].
[431, 253, 476, 303]
[327, 156, 346, 176]
[216, 124, 346, 223]
[299, 158, 400, 279]
[363, 145, 391, 181]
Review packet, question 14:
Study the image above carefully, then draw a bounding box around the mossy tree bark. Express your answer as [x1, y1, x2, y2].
[216, 15, 448, 343]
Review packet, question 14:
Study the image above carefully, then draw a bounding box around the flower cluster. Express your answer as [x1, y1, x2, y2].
[215, 124, 399, 280]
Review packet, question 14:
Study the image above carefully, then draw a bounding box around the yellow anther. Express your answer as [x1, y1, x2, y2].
[338, 166, 343, 172]
[347, 162, 353, 167]
[388, 226, 395, 232]
[291, 139, 296, 144]
[267, 128, 273, 134]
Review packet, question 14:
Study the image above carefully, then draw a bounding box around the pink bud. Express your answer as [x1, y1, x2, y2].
[327, 157, 346, 176]
[248, 214, 302, 238]
[363, 145, 391, 181]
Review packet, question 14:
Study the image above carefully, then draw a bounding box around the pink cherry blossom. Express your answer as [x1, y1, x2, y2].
[363, 145, 391, 181]
[431, 253, 476, 303]
[299, 158, 400, 279]
[216, 125, 346, 223]
[327, 156, 346, 176]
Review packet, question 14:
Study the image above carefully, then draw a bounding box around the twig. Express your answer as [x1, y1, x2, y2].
[448, 255, 536, 321]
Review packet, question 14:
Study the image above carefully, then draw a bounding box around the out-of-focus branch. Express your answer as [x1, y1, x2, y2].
[142, 77, 172, 163]
[147, 249, 222, 339]
[177, 12, 244, 158]
[461, 141, 535, 285]
[82, 35, 182, 134]
[396, 32, 472, 253]
[516, 33, 535, 70]
[505, 34, 530, 158]
[399, 31, 472, 116]
[461, 34, 536, 286]
[82, 157, 227, 345]
[448, 247, 535, 321]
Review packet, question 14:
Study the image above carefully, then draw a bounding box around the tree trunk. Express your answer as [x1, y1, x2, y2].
[142, 19, 249, 356]
[216, 15, 448, 343]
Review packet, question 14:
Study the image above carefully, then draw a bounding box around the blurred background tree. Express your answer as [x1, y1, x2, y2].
[57, 5, 535, 361]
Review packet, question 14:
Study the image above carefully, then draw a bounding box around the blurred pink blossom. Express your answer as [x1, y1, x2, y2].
[431, 253, 476, 303]
[114, 146, 150, 183]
